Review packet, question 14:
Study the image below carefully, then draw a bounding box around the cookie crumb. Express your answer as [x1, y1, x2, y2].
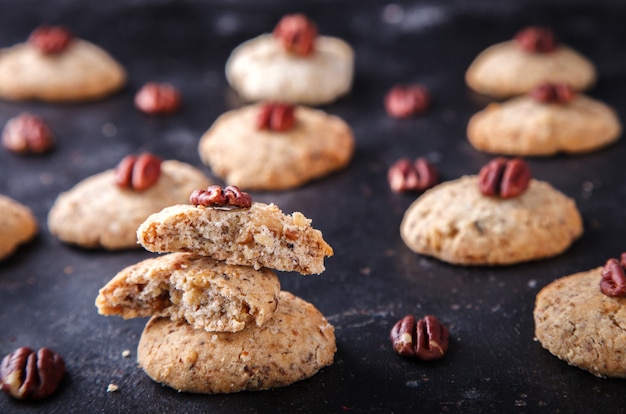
[107, 383, 119, 392]
[63, 266, 74, 275]
[102, 123, 117, 137]
[122, 349, 131, 358]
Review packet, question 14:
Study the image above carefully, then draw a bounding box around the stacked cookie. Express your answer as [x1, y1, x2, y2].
[96, 186, 336, 393]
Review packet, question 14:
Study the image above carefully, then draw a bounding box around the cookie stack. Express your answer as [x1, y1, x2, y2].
[96, 187, 336, 393]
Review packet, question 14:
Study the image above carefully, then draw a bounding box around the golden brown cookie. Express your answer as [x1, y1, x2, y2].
[467, 94, 621, 156]
[465, 41, 596, 98]
[48, 160, 210, 250]
[198, 103, 354, 191]
[225, 34, 354, 105]
[400, 176, 583, 265]
[137, 202, 333, 274]
[534, 268, 626, 378]
[96, 252, 280, 333]
[0, 195, 37, 260]
[137, 291, 336, 393]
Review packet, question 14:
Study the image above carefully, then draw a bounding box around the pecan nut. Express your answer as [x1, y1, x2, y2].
[2, 113, 54, 154]
[114, 153, 162, 191]
[0, 347, 65, 400]
[478, 157, 531, 198]
[28, 25, 73, 54]
[390, 315, 449, 360]
[384, 85, 431, 118]
[514, 26, 558, 53]
[530, 82, 576, 104]
[256, 102, 296, 132]
[388, 157, 438, 192]
[600, 253, 626, 297]
[134, 82, 182, 115]
[190, 185, 252, 209]
[273, 13, 318, 56]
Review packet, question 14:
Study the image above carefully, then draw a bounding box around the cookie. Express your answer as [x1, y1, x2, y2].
[48, 160, 210, 250]
[0, 195, 37, 260]
[400, 176, 583, 265]
[137, 291, 336, 393]
[0, 32, 126, 102]
[534, 268, 626, 378]
[96, 252, 280, 333]
[467, 94, 622, 156]
[137, 202, 333, 274]
[198, 103, 354, 190]
[465, 40, 596, 98]
[225, 33, 354, 105]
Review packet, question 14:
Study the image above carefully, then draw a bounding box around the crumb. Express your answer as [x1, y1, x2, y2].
[107, 383, 119, 392]
[122, 349, 131, 358]
[528, 279, 538, 288]
[359, 267, 371, 275]
[63, 266, 74, 275]
[40, 172, 53, 185]
[102, 123, 117, 137]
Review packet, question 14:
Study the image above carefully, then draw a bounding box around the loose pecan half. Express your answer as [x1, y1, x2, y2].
[530, 82, 576, 104]
[28, 25, 73, 54]
[390, 315, 449, 360]
[134, 82, 182, 115]
[384, 85, 431, 118]
[190, 185, 252, 209]
[514, 26, 558, 53]
[114, 153, 162, 191]
[256, 102, 296, 132]
[600, 253, 626, 297]
[478, 157, 531, 198]
[273, 13, 318, 56]
[388, 157, 438, 192]
[0, 347, 65, 400]
[2, 113, 54, 154]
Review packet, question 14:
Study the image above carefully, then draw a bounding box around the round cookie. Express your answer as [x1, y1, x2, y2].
[96, 252, 280, 333]
[198, 103, 354, 190]
[0, 195, 37, 260]
[465, 40, 596, 98]
[48, 160, 211, 250]
[137, 291, 336, 393]
[226, 33, 354, 105]
[400, 176, 583, 266]
[467, 94, 622, 156]
[534, 268, 626, 378]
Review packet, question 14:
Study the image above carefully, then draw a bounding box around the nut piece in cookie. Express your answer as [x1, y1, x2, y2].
[96, 252, 280, 333]
[225, 14, 354, 105]
[198, 103, 354, 190]
[48, 158, 211, 250]
[467, 84, 622, 156]
[465, 26, 596, 98]
[0, 195, 37, 261]
[137, 291, 336, 394]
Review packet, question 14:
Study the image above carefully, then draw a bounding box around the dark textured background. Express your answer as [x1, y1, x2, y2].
[1, 1, 626, 413]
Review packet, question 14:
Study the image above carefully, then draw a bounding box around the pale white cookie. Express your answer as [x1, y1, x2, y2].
[0, 195, 37, 260]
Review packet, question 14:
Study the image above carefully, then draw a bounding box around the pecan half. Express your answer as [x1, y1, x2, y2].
[190, 185, 252, 209]
[384, 85, 431, 118]
[600, 253, 626, 297]
[478, 157, 531, 198]
[530, 82, 576, 104]
[514, 26, 558, 53]
[390, 315, 449, 360]
[388, 158, 438, 192]
[273, 13, 318, 56]
[28, 25, 73, 54]
[114, 153, 162, 191]
[2, 113, 54, 154]
[256, 102, 296, 132]
[134, 82, 182, 115]
[0, 347, 65, 400]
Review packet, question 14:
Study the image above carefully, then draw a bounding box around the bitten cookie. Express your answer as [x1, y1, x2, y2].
[534, 268, 626, 378]
[0, 195, 37, 260]
[198, 103, 354, 190]
[225, 14, 354, 105]
[96, 252, 280, 333]
[137, 291, 336, 393]
[465, 27, 596, 98]
[467, 89, 621, 156]
[48, 160, 211, 250]
[0, 26, 126, 102]
[400, 175, 583, 265]
[137, 202, 333, 274]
